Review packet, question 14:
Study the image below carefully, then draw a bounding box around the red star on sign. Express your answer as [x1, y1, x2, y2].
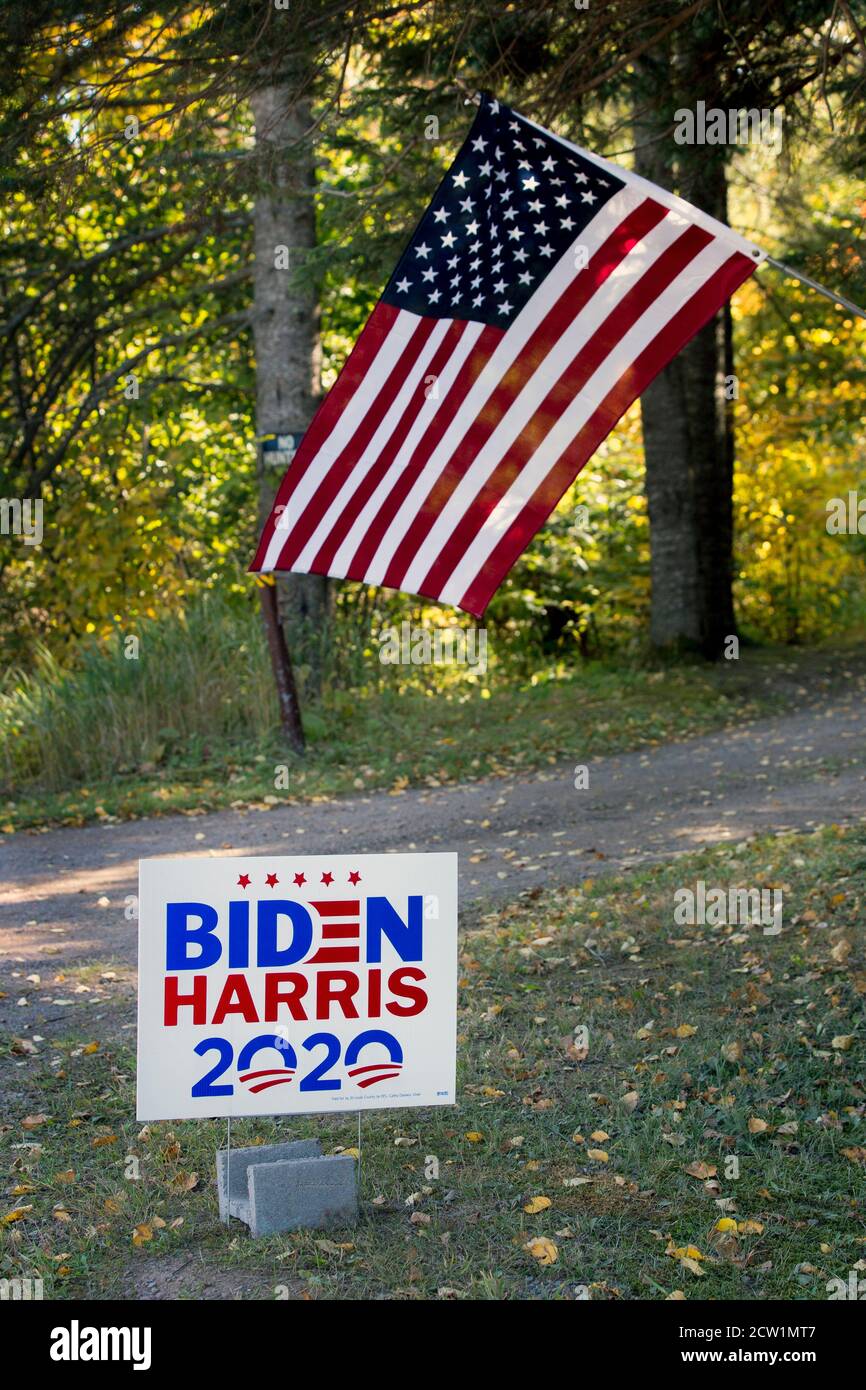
[293, 872, 306, 887]
[237, 874, 251, 889]
[265, 873, 279, 888]
[348, 871, 362, 885]
[320, 872, 334, 886]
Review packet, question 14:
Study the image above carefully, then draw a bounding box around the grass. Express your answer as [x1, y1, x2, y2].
[3, 606, 830, 834]
[2, 822, 863, 1301]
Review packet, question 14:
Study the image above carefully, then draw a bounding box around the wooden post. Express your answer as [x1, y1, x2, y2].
[258, 579, 305, 753]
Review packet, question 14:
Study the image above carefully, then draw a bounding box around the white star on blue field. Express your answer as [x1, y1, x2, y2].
[383, 94, 624, 327]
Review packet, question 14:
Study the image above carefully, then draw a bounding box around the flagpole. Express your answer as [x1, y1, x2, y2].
[257, 576, 306, 754]
[763, 256, 866, 320]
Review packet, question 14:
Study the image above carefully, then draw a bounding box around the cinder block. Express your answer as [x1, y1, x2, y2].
[216, 1139, 321, 1224]
[247, 1154, 358, 1237]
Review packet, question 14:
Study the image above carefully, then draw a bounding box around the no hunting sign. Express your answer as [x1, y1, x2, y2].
[136, 852, 458, 1120]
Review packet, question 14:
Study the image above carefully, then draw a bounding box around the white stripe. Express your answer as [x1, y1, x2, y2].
[517, 107, 767, 264]
[436, 237, 734, 606]
[399, 206, 687, 594]
[361, 183, 644, 586]
[261, 309, 422, 570]
[292, 317, 452, 573]
[329, 320, 486, 579]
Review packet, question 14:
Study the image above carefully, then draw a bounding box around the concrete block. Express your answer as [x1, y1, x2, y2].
[247, 1154, 358, 1237]
[216, 1139, 321, 1224]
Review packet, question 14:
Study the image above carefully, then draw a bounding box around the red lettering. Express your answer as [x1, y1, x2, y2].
[164, 974, 207, 1026]
[367, 967, 381, 1018]
[264, 972, 309, 1021]
[213, 973, 259, 1024]
[315, 970, 359, 1019]
[386, 967, 427, 1016]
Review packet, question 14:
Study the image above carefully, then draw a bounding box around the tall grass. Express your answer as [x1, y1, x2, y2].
[0, 594, 278, 793]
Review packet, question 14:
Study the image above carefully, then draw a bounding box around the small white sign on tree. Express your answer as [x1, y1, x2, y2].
[136, 852, 458, 1120]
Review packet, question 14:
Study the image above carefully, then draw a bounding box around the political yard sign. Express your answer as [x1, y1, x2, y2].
[136, 852, 458, 1120]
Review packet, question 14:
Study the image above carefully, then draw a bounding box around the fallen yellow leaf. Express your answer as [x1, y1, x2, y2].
[2, 1206, 33, 1224]
[524, 1195, 552, 1214]
[523, 1236, 558, 1265]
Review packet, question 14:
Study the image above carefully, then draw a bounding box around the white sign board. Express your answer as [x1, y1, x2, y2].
[136, 852, 457, 1120]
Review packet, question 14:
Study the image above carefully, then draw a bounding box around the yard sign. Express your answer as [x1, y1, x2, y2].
[136, 852, 458, 1120]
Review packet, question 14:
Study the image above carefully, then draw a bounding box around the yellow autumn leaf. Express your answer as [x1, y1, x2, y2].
[464, 1132, 484, 1143]
[748, 1117, 770, 1134]
[524, 1195, 552, 1214]
[523, 1236, 558, 1265]
[680, 1256, 705, 1277]
[590, 1130, 609, 1142]
[832, 1035, 854, 1051]
[55, 1170, 75, 1183]
[132, 1224, 153, 1246]
[674, 1024, 697, 1038]
[668, 1244, 704, 1260]
[92, 1134, 118, 1148]
[82, 1042, 99, 1055]
[737, 1220, 764, 1234]
[587, 1148, 609, 1162]
[714, 1217, 738, 1232]
[3, 1206, 33, 1224]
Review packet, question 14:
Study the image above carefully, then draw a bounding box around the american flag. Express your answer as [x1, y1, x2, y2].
[251, 94, 766, 616]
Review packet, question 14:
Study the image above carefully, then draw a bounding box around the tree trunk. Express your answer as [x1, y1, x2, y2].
[250, 81, 330, 696]
[633, 54, 702, 652]
[634, 44, 737, 658]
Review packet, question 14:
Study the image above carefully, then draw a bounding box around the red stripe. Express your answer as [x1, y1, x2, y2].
[250, 301, 400, 570]
[311, 320, 471, 574]
[239, 1069, 296, 1081]
[356, 1072, 401, 1088]
[311, 900, 360, 916]
[322, 922, 360, 938]
[460, 249, 757, 615]
[341, 323, 502, 582]
[420, 220, 711, 598]
[248, 1076, 297, 1094]
[347, 1063, 403, 1076]
[381, 198, 668, 593]
[307, 946, 360, 964]
[269, 315, 439, 570]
